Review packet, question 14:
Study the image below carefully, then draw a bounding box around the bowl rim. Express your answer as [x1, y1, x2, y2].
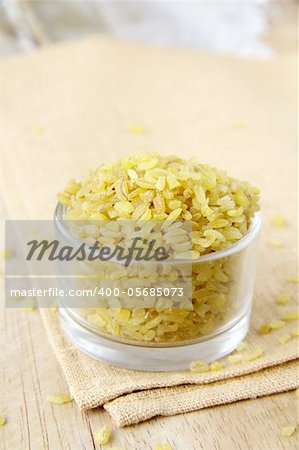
[54, 202, 262, 263]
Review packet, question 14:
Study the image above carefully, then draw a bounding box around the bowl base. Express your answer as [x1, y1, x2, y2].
[59, 306, 251, 371]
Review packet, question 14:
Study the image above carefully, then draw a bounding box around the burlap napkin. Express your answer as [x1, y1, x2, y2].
[41, 309, 298, 427]
[1, 37, 298, 427]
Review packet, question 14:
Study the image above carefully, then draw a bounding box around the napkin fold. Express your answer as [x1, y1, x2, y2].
[41, 308, 298, 426]
[104, 361, 298, 427]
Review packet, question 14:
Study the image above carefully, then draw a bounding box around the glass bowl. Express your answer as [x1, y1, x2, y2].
[54, 202, 261, 371]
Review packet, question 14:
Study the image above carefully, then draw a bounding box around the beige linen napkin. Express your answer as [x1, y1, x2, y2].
[104, 361, 298, 427]
[1, 37, 298, 426]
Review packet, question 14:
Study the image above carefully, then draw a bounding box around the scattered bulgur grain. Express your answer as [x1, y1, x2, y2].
[128, 124, 146, 134]
[46, 393, 72, 405]
[190, 360, 210, 373]
[244, 347, 264, 362]
[227, 354, 243, 364]
[259, 324, 271, 334]
[94, 425, 112, 445]
[283, 311, 299, 321]
[14, 296, 36, 310]
[268, 320, 286, 330]
[210, 361, 223, 372]
[259, 320, 285, 333]
[272, 214, 286, 228]
[0, 415, 6, 426]
[32, 123, 44, 134]
[278, 334, 292, 344]
[154, 444, 172, 450]
[276, 291, 291, 305]
[267, 239, 284, 248]
[287, 276, 299, 284]
[236, 341, 248, 352]
[292, 327, 299, 337]
[0, 249, 13, 259]
[233, 121, 246, 129]
[281, 426, 296, 437]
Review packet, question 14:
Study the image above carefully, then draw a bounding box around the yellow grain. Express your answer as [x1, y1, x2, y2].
[32, 123, 44, 134]
[267, 239, 284, 248]
[167, 174, 180, 189]
[287, 275, 299, 284]
[0, 248, 13, 260]
[244, 347, 264, 362]
[282, 311, 299, 321]
[127, 168, 138, 180]
[46, 393, 72, 405]
[278, 334, 292, 344]
[19, 307, 36, 312]
[281, 426, 296, 437]
[128, 124, 146, 134]
[0, 415, 6, 426]
[259, 320, 286, 333]
[156, 176, 166, 191]
[258, 324, 271, 334]
[236, 341, 248, 352]
[227, 354, 243, 364]
[233, 121, 246, 129]
[292, 327, 299, 337]
[272, 213, 286, 228]
[276, 291, 291, 305]
[154, 444, 172, 450]
[268, 320, 286, 330]
[210, 361, 223, 372]
[94, 425, 112, 445]
[190, 360, 210, 373]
